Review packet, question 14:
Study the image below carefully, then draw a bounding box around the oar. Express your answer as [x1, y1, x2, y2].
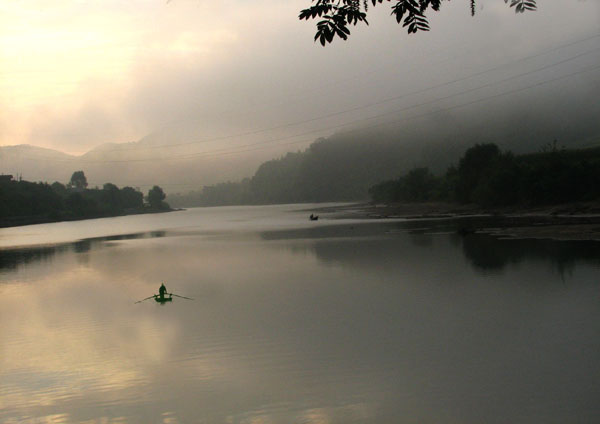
[168, 293, 194, 300]
[134, 295, 157, 304]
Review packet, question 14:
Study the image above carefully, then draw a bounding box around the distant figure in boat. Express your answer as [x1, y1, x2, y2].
[159, 282, 167, 299]
[309, 214, 319, 221]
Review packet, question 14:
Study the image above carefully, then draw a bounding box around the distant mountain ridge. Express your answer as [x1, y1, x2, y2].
[3, 85, 600, 198]
[0, 145, 77, 182]
[166, 126, 600, 207]
[0, 136, 268, 192]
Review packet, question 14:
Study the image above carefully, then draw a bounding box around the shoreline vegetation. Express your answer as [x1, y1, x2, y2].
[315, 201, 600, 241]
[0, 171, 174, 228]
[167, 142, 600, 209]
[354, 142, 600, 241]
[164, 142, 600, 241]
[3, 142, 600, 240]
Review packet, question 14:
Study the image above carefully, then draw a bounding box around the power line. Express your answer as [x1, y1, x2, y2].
[11, 32, 596, 154]
[6, 51, 599, 164]
[6, 61, 599, 166]
[102, 31, 600, 152]
[55, 32, 600, 154]
[160, 62, 600, 162]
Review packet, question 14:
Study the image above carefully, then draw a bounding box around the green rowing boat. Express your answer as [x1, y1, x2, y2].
[154, 295, 172, 303]
[135, 291, 193, 304]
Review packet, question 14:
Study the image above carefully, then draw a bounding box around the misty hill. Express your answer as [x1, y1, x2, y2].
[0, 145, 77, 182]
[3, 74, 599, 200]
[0, 136, 269, 192]
[166, 116, 600, 208]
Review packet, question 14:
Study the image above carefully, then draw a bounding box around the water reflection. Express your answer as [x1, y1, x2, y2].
[0, 232, 166, 276]
[260, 220, 600, 278]
[460, 232, 600, 276]
[0, 244, 67, 271]
[1, 213, 600, 423]
[9, 214, 564, 276]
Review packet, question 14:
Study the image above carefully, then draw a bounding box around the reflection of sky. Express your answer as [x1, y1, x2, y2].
[0, 267, 179, 420]
[1, 214, 600, 423]
[0, 204, 355, 249]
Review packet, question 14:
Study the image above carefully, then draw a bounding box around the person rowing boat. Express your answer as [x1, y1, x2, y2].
[134, 284, 194, 304]
[159, 282, 167, 299]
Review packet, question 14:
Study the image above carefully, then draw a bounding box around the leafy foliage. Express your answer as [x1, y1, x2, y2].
[147, 185, 168, 210]
[369, 144, 600, 207]
[300, 0, 536, 45]
[505, 0, 537, 14]
[0, 174, 162, 227]
[68, 170, 88, 190]
[455, 143, 501, 203]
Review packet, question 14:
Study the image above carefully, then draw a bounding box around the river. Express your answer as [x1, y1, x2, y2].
[1, 204, 599, 423]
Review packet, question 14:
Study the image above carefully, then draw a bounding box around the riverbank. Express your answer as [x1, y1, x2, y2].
[0, 207, 182, 229]
[316, 201, 600, 241]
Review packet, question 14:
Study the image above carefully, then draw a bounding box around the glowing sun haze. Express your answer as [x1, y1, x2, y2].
[1, 0, 299, 154]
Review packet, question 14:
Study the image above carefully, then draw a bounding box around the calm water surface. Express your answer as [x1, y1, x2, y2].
[1, 205, 599, 423]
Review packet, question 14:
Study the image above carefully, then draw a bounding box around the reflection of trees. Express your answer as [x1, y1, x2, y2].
[262, 221, 600, 281]
[0, 232, 163, 274]
[264, 225, 454, 275]
[0, 245, 66, 272]
[73, 239, 92, 253]
[460, 233, 600, 277]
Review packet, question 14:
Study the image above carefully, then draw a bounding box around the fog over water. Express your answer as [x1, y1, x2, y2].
[1, 206, 599, 423]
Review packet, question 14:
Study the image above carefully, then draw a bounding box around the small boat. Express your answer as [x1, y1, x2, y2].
[154, 295, 172, 303]
[309, 214, 319, 221]
[135, 291, 193, 304]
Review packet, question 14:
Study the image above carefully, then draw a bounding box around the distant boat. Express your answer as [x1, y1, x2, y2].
[309, 214, 319, 221]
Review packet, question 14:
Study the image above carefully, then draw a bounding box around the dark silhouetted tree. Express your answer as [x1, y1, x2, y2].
[66, 192, 98, 217]
[300, 0, 537, 45]
[456, 143, 500, 203]
[147, 185, 167, 209]
[368, 167, 439, 202]
[120, 186, 144, 209]
[102, 183, 121, 212]
[68, 171, 88, 190]
[403, 167, 437, 201]
[51, 181, 67, 196]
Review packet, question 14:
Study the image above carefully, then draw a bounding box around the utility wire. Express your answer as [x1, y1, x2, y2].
[11, 32, 596, 155]
[7, 64, 600, 191]
[7, 52, 600, 164]
[109, 32, 600, 151]
[160, 62, 600, 162]
[8, 59, 600, 163]
[52, 32, 600, 154]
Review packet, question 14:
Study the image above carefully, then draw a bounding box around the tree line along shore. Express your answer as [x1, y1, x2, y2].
[368, 143, 600, 207]
[167, 142, 600, 210]
[3, 143, 600, 229]
[0, 171, 171, 228]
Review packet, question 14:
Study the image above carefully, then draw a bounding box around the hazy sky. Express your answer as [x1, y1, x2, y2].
[1, 0, 599, 155]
